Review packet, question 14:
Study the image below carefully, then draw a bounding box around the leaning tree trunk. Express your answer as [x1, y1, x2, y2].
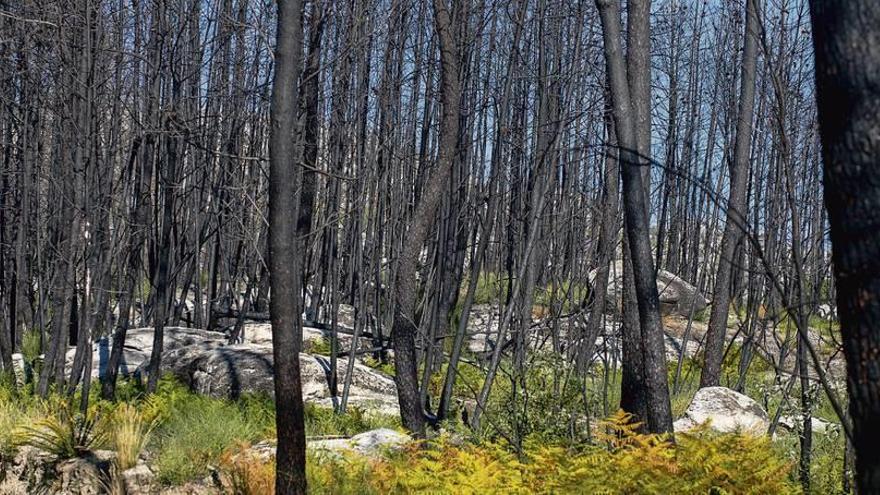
[268, 0, 307, 492]
[390, 0, 461, 436]
[809, 1, 880, 492]
[701, 0, 760, 388]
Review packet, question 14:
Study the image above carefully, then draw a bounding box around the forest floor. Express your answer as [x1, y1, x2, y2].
[0, 304, 847, 494]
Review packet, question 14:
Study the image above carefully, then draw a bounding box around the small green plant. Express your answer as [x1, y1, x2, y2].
[693, 307, 710, 322]
[363, 356, 395, 376]
[22, 328, 42, 382]
[16, 402, 109, 459]
[22, 328, 42, 364]
[304, 337, 332, 355]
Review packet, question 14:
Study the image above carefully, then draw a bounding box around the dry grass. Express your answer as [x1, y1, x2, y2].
[111, 402, 158, 470]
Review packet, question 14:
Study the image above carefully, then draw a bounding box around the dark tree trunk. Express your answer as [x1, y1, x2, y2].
[268, 0, 307, 492]
[596, 0, 673, 435]
[809, 1, 880, 492]
[701, 0, 760, 388]
[390, 0, 461, 436]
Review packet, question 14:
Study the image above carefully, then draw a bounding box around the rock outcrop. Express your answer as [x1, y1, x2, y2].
[674, 386, 769, 434]
[161, 343, 399, 415]
[0, 447, 115, 495]
[674, 387, 770, 434]
[656, 270, 709, 316]
[66, 327, 228, 380]
[589, 262, 708, 317]
[309, 428, 411, 456]
[779, 415, 838, 435]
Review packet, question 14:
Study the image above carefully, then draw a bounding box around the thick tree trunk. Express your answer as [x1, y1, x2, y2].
[268, 0, 307, 492]
[809, 1, 880, 491]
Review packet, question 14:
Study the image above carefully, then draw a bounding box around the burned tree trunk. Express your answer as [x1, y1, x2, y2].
[596, 0, 673, 435]
[390, 0, 461, 436]
[810, 1, 880, 491]
[268, 0, 307, 491]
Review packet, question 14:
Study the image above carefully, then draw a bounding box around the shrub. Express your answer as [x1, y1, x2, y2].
[307, 452, 380, 495]
[304, 337, 332, 355]
[22, 328, 42, 382]
[21, 328, 41, 365]
[220, 443, 276, 495]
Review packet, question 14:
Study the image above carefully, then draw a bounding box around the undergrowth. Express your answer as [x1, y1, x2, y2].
[227, 411, 802, 494]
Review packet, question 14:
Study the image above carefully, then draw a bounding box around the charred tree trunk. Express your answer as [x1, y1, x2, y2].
[701, 0, 760, 388]
[596, 0, 673, 435]
[268, 0, 307, 491]
[810, 1, 880, 491]
[390, 0, 461, 436]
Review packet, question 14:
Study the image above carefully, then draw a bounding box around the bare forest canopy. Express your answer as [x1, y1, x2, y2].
[2, 0, 876, 493]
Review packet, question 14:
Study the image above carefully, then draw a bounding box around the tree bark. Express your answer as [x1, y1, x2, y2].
[809, 1, 880, 491]
[390, 0, 461, 436]
[268, 0, 307, 491]
[596, 0, 673, 435]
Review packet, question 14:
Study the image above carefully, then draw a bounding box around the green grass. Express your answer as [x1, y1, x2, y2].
[147, 378, 398, 484]
[147, 381, 274, 484]
[0, 384, 45, 458]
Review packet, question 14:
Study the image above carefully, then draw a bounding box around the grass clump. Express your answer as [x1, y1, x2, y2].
[220, 443, 276, 495]
[0, 388, 41, 458]
[305, 402, 398, 437]
[110, 401, 160, 469]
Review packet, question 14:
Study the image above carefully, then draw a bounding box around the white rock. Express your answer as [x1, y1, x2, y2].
[674, 386, 769, 434]
[779, 415, 837, 435]
[589, 262, 708, 316]
[309, 428, 410, 456]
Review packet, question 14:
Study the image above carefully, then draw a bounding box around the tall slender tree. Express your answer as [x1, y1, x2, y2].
[390, 0, 461, 436]
[702, 0, 761, 388]
[596, 0, 673, 435]
[268, 0, 307, 491]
